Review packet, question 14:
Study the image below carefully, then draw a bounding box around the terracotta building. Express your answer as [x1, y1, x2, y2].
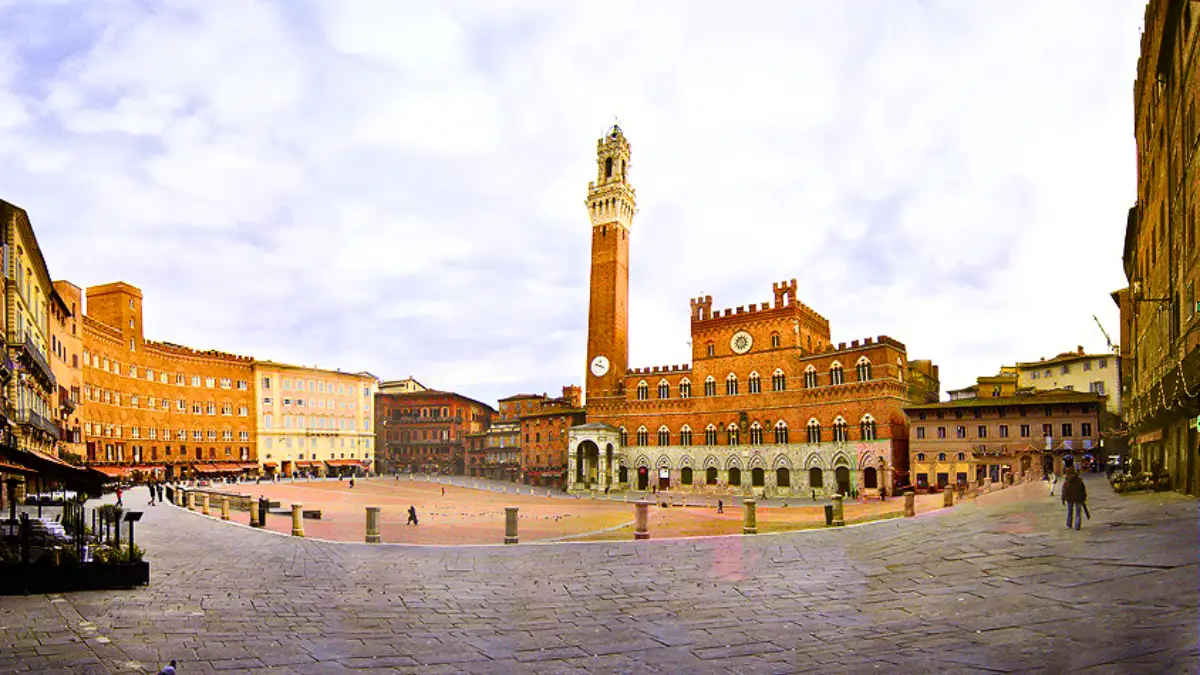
[80, 282, 257, 480]
[518, 387, 584, 490]
[254, 362, 378, 478]
[568, 127, 938, 497]
[905, 389, 1105, 489]
[50, 281, 84, 462]
[375, 390, 494, 475]
[1116, 0, 1200, 496]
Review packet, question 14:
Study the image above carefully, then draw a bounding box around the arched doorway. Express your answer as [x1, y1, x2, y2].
[751, 467, 765, 487]
[637, 466, 649, 491]
[809, 467, 823, 489]
[681, 467, 693, 485]
[658, 467, 671, 490]
[706, 467, 718, 485]
[728, 467, 742, 486]
[776, 467, 790, 488]
[618, 465, 628, 484]
[835, 466, 851, 495]
[576, 440, 599, 485]
[1019, 455, 1032, 474]
[863, 466, 878, 489]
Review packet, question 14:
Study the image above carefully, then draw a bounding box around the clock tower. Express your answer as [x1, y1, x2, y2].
[585, 125, 636, 402]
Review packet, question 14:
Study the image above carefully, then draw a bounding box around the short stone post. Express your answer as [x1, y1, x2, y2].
[831, 494, 845, 526]
[984, 477, 993, 493]
[291, 504, 305, 537]
[176, 489, 185, 507]
[249, 501, 260, 527]
[742, 498, 758, 534]
[504, 507, 519, 545]
[634, 499, 650, 540]
[201, 494, 210, 516]
[365, 506, 381, 544]
[903, 491, 916, 517]
[943, 488, 954, 508]
[221, 497, 230, 520]
[187, 492, 196, 511]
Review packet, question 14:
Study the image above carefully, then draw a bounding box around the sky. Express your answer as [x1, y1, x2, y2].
[0, 0, 1148, 407]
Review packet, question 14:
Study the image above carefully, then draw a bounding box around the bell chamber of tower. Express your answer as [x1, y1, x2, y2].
[586, 125, 637, 231]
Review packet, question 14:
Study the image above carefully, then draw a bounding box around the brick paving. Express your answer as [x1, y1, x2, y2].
[1, 474, 1196, 674]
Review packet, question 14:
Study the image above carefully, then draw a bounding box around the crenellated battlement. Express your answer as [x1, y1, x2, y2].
[690, 281, 830, 329]
[805, 335, 908, 359]
[143, 339, 255, 364]
[628, 364, 694, 376]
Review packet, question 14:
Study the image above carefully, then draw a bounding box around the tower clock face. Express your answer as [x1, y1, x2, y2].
[730, 330, 753, 355]
[590, 355, 611, 377]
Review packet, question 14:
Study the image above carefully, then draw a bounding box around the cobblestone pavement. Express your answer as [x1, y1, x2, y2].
[2, 475, 1196, 674]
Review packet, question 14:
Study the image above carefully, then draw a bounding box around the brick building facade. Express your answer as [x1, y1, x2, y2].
[376, 390, 494, 475]
[50, 281, 84, 462]
[80, 282, 257, 480]
[905, 389, 1104, 490]
[569, 127, 938, 497]
[517, 386, 584, 489]
[1117, 0, 1200, 496]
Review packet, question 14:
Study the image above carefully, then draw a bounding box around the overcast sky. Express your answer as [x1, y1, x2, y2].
[0, 0, 1146, 406]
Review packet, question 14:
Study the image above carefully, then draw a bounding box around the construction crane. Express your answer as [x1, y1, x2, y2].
[1093, 315, 1117, 355]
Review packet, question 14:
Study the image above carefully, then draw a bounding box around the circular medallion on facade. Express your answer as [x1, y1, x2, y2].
[730, 330, 753, 355]
[590, 355, 610, 377]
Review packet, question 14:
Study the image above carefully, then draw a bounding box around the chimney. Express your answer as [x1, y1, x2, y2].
[1077, 345, 1084, 355]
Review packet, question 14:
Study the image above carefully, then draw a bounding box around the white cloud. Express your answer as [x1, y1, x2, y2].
[0, 0, 1146, 403]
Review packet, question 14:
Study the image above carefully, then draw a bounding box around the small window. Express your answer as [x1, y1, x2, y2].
[771, 333, 780, 348]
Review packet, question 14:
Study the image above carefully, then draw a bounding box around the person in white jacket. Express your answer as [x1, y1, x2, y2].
[1048, 471, 1058, 496]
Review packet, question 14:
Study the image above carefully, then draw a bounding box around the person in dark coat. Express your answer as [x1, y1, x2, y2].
[1061, 470, 1088, 530]
[406, 505, 419, 526]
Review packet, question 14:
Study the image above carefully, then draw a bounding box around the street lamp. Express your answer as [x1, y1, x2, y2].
[123, 511, 143, 563]
[1131, 281, 1171, 306]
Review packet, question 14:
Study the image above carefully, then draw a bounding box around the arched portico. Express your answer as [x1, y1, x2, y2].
[567, 422, 622, 492]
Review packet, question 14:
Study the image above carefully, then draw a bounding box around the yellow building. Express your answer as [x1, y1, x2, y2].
[1014, 346, 1121, 415]
[50, 281, 84, 462]
[2, 199, 59, 457]
[254, 362, 379, 477]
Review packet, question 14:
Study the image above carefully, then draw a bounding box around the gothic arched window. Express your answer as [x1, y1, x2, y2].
[680, 425, 693, 446]
[748, 372, 761, 394]
[830, 362, 845, 385]
[804, 365, 818, 388]
[704, 376, 717, 397]
[749, 422, 763, 445]
[636, 426, 649, 446]
[833, 417, 849, 443]
[774, 420, 789, 444]
[680, 378, 692, 399]
[636, 381, 648, 400]
[860, 414, 878, 441]
[705, 424, 718, 446]
[806, 418, 821, 444]
[725, 373, 739, 396]
[856, 357, 872, 382]
[657, 380, 669, 399]
[658, 426, 670, 446]
[772, 368, 786, 391]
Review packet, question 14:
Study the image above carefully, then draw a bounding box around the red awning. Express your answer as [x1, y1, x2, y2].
[92, 466, 131, 478]
[325, 459, 368, 467]
[263, 462, 278, 468]
[0, 459, 38, 475]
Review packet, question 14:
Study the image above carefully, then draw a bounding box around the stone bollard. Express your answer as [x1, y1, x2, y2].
[903, 491, 916, 517]
[943, 488, 954, 508]
[188, 493, 196, 511]
[176, 489, 185, 507]
[221, 497, 230, 520]
[742, 498, 758, 534]
[365, 506, 381, 544]
[291, 504, 305, 537]
[984, 477, 993, 493]
[505, 507, 519, 545]
[634, 499, 650, 540]
[201, 494, 210, 516]
[831, 494, 845, 526]
[250, 501, 260, 527]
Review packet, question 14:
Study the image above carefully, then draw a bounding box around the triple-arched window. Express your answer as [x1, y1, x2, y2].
[636, 426, 649, 446]
[726, 423, 740, 445]
[704, 376, 717, 397]
[748, 372, 761, 394]
[774, 420, 789, 444]
[636, 381, 649, 400]
[860, 414, 878, 441]
[832, 416, 849, 442]
[726, 373, 739, 396]
[705, 424, 718, 446]
[830, 362, 845, 385]
[749, 422, 763, 445]
[680, 425, 693, 446]
[806, 418, 821, 443]
[657, 379, 669, 399]
[804, 365, 818, 388]
[772, 368, 786, 391]
[856, 356, 872, 382]
[619, 427, 628, 446]
[680, 378, 692, 399]
[658, 426, 670, 446]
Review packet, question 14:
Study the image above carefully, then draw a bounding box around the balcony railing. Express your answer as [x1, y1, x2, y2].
[17, 409, 61, 440]
[8, 331, 55, 388]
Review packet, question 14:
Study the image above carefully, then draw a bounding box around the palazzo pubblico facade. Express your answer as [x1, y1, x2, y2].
[568, 126, 939, 497]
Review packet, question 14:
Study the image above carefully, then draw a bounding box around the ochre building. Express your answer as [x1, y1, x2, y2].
[50, 281, 84, 462]
[254, 362, 378, 478]
[80, 282, 257, 480]
[569, 127, 938, 497]
[376, 390, 494, 475]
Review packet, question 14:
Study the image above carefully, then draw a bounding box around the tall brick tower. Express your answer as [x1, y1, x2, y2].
[584, 125, 636, 403]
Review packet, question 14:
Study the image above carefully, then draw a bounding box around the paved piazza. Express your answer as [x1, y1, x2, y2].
[2, 476, 1196, 674]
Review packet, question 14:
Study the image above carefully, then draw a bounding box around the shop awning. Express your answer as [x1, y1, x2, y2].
[0, 459, 38, 475]
[262, 462, 278, 468]
[91, 466, 132, 478]
[192, 464, 222, 474]
[325, 459, 368, 467]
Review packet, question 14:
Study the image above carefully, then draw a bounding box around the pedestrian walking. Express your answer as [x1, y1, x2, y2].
[406, 505, 419, 526]
[717, 499, 724, 514]
[116, 487, 123, 507]
[349, 477, 355, 489]
[1048, 472, 1058, 496]
[157, 484, 164, 503]
[148, 483, 156, 506]
[811, 488, 816, 502]
[1062, 470, 1089, 530]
